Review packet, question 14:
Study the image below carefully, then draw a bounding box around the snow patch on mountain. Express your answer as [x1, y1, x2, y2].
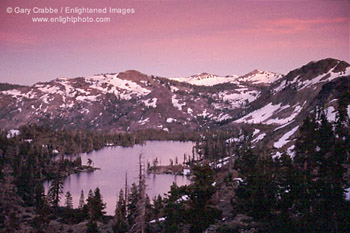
[169, 73, 239, 86]
[274, 121, 294, 131]
[235, 103, 283, 124]
[56, 79, 76, 97]
[80, 108, 90, 114]
[199, 109, 211, 118]
[2, 89, 35, 100]
[214, 113, 231, 122]
[274, 80, 288, 93]
[40, 94, 53, 104]
[142, 98, 157, 108]
[166, 118, 176, 123]
[35, 84, 60, 93]
[138, 117, 150, 125]
[170, 86, 179, 93]
[76, 88, 91, 95]
[274, 126, 299, 148]
[236, 102, 304, 125]
[265, 105, 303, 125]
[326, 106, 337, 122]
[218, 88, 259, 108]
[252, 133, 266, 143]
[86, 74, 151, 100]
[346, 188, 350, 201]
[7, 129, 20, 138]
[76, 95, 98, 102]
[252, 129, 260, 136]
[172, 95, 186, 110]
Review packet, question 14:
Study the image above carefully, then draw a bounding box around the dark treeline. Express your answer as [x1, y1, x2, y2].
[230, 99, 350, 232]
[0, 83, 26, 92]
[134, 129, 200, 142]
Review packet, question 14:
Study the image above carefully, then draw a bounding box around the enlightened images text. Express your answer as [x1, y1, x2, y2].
[11, 7, 135, 15]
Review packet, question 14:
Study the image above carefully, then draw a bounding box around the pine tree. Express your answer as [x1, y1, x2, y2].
[114, 189, 128, 233]
[152, 195, 163, 222]
[85, 188, 106, 233]
[47, 171, 64, 208]
[78, 190, 85, 209]
[127, 183, 139, 228]
[88, 189, 94, 200]
[93, 187, 106, 218]
[86, 187, 106, 222]
[129, 154, 147, 233]
[188, 163, 222, 233]
[270, 153, 302, 232]
[235, 153, 277, 223]
[124, 173, 128, 215]
[163, 183, 188, 233]
[294, 114, 319, 218]
[65, 191, 73, 209]
[136, 154, 146, 233]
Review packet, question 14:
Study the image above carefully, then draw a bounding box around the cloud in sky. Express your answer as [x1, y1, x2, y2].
[0, 0, 349, 84]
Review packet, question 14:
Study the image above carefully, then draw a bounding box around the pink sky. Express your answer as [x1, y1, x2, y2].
[0, 0, 349, 85]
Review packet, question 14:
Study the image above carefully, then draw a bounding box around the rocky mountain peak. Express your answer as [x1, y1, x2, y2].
[281, 58, 350, 91]
[286, 58, 349, 81]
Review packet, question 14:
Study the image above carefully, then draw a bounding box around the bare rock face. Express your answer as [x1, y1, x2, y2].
[0, 58, 349, 153]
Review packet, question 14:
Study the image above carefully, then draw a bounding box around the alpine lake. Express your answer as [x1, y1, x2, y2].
[45, 141, 194, 215]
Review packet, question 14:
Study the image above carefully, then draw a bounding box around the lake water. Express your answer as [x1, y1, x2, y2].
[45, 141, 193, 215]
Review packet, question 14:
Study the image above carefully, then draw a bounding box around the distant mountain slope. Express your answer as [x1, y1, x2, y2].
[0, 58, 349, 153]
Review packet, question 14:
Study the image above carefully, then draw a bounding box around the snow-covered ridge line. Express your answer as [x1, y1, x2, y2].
[238, 69, 283, 84]
[168, 73, 239, 86]
[168, 70, 283, 86]
[1, 73, 152, 102]
[85, 74, 151, 100]
[0, 58, 348, 138]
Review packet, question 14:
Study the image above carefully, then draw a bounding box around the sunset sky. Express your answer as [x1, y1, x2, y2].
[0, 0, 349, 85]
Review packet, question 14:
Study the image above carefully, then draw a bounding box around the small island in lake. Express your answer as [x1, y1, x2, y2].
[147, 164, 191, 176]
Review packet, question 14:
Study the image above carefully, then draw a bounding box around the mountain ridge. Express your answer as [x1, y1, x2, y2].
[0, 58, 349, 155]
